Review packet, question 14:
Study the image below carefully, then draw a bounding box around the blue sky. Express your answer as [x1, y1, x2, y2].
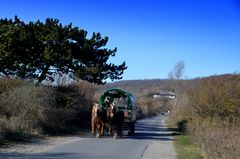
[0, 0, 240, 80]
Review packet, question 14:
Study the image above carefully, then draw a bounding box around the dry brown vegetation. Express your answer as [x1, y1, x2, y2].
[168, 74, 240, 159]
[0, 78, 96, 142]
[187, 117, 240, 159]
[2, 74, 239, 159]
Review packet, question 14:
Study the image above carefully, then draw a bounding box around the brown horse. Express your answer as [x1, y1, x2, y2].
[108, 103, 124, 139]
[91, 102, 124, 139]
[91, 103, 104, 138]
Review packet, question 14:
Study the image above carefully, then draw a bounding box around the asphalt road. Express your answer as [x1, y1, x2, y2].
[1, 115, 176, 159]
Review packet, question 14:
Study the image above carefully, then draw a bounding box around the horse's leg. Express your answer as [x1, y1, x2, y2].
[109, 124, 114, 136]
[117, 112, 124, 137]
[93, 118, 98, 135]
[100, 122, 104, 136]
[118, 123, 123, 137]
[94, 122, 98, 135]
[96, 122, 101, 138]
[91, 119, 95, 135]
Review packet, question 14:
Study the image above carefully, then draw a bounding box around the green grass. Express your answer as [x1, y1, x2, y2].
[167, 126, 203, 159]
[174, 133, 203, 159]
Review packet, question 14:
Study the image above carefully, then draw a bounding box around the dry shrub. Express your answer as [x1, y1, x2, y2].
[167, 75, 240, 158]
[166, 79, 194, 130]
[42, 81, 96, 133]
[0, 78, 24, 94]
[0, 83, 52, 134]
[168, 93, 191, 125]
[0, 79, 97, 138]
[136, 97, 153, 117]
[188, 75, 240, 119]
[187, 117, 240, 159]
[41, 107, 75, 133]
[0, 118, 7, 140]
[184, 75, 240, 159]
[69, 81, 96, 124]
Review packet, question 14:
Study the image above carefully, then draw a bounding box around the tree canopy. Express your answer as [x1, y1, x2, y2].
[0, 16, 127, 84]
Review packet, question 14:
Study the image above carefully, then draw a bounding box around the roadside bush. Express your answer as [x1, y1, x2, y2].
[41, 81, 96, 133]
[167, 75, 240, 159]
[0, 83, 52, 134]
[0, 78, 26, 140]
[188, 75, 240, 119]
[0, 118, 7, 140]
[0, 78, 25, 94]
[168, 93, 192, 129]
[187, 117, 240, 159]
[0, 79, 96, 139]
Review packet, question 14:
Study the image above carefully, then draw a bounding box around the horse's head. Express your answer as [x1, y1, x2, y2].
[109, 102, 119, 118]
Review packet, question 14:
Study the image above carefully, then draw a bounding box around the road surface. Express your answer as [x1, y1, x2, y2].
[0, 115, 176, 159]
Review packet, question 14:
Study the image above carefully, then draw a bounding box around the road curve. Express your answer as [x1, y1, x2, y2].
[1, 115, 176, 159]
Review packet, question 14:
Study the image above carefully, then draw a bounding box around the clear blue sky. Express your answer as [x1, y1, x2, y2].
[0, 0, 240, 80]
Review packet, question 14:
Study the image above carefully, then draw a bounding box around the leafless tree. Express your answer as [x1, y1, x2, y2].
[167, 61, 188, 122]
[168, 61, 185, 80]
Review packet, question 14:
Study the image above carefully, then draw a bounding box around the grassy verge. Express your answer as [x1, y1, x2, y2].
[168, 126, 203, 159]
[174, 134, 203, 159]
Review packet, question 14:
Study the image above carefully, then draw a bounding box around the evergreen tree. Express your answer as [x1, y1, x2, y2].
[0, 16, 127, 84]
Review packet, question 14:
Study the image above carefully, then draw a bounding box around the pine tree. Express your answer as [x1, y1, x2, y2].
[0, 16, 127, 84]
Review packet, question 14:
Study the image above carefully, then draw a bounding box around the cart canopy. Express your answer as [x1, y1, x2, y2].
[99, 88, 135, 110]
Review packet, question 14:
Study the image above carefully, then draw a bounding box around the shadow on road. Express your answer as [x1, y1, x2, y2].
[79, 116, 178, 141]
[123, 120, 176, 141]
[131, 132, 175, 141]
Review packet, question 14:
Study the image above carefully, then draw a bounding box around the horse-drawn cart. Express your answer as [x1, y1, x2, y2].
[99, 88, 137, 136]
